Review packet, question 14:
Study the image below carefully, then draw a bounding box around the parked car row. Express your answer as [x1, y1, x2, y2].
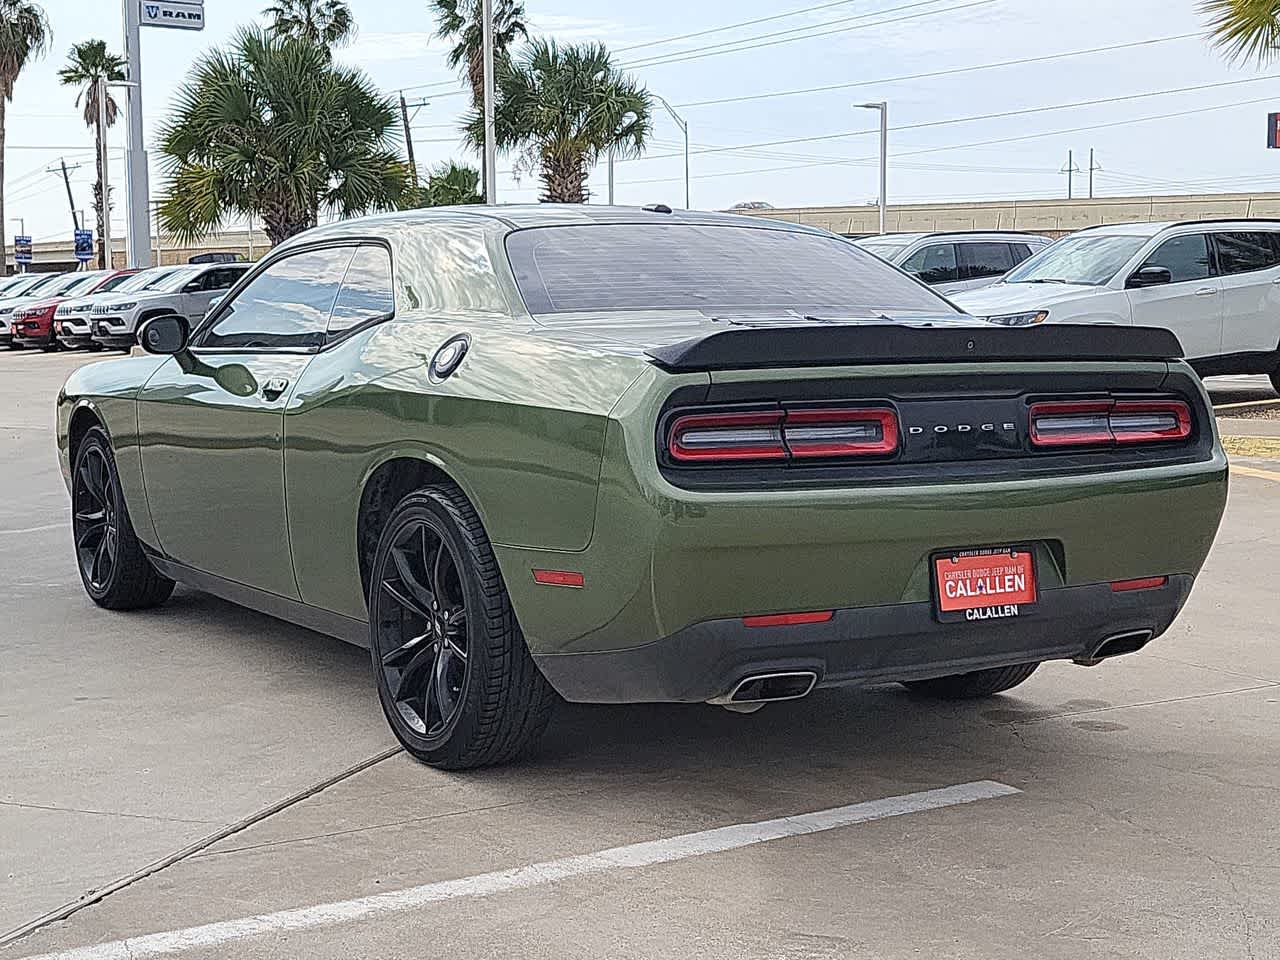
[858, 220, 1280, 392]
[0, 262, 251, 353]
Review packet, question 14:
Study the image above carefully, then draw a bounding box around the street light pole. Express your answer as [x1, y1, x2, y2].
[653, 94, 689, 209]
[481, 0, 497, 204]
[855, 102, 888, 234]
[121, 0, 152, 268]
[98, 76, 112, 271]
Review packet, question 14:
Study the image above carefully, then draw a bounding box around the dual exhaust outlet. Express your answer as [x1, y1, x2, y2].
[710, 629, 1155, 711]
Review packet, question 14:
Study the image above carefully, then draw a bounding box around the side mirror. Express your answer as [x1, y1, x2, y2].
[1126, 266, 1172, 289]
[138, 314, 190, 355]
[183, 280, 203, 293]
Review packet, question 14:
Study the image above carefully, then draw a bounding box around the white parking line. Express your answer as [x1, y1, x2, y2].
[16, 780, 1018, 960]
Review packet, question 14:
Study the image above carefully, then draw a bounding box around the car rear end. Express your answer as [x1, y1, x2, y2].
[491, 216, 1228, 706]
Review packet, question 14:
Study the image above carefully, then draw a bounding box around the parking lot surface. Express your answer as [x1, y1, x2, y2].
[2, 353, 1277, 959]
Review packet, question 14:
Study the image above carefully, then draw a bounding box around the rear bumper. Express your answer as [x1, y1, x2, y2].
[534, 576, 1193, 703]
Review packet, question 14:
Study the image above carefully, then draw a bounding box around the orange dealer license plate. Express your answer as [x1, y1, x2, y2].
[932, 546, 1037, 623]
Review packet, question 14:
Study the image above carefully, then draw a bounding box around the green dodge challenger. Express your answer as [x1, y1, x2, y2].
[56, 206, 1229, 768]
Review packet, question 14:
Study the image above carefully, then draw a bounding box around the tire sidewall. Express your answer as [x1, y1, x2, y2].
[369, 491, 494, 766]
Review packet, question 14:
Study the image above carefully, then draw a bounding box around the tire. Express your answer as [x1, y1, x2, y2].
[902, 662, 1039, 700]
[368, 484, 556, 769]
[71, 428, 175, 610]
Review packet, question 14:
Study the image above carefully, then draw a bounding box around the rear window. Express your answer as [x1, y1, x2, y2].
[506, 223, 951, 316]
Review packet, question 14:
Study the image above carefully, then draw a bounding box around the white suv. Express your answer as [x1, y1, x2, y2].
[854, 231, 1051, 295]
[953, 220, 1280, 389]
[90, 263, 249, 351]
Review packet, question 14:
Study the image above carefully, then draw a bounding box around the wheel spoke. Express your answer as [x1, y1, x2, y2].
[390, 542, 436, 612]
[381, 579, 432, 621]
[392, 643, 438, 704]
[433, 651, 457, 725]
[91, 535, 108, 584]
[381, 631, 429, 667]
[76, 521, 107, 551]
[75, 507, 106, 524]
[430, 537, 449, 603]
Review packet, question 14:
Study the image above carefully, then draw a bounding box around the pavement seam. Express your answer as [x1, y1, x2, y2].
[1008, 681, 1280, 725]
[0, 801, 214, 826]
[0, 745, 403, 952]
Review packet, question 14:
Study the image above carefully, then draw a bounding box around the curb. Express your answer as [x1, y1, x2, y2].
[1214, 398, 1280, 414]
[1222, 435, 1280, 459]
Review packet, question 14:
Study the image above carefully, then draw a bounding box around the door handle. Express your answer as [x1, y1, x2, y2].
[1193, 287, 1216, 296]
[261, 377, 289, 400]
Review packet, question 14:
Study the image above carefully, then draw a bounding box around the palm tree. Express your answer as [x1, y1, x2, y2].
[472, 39, 651, 204]
[158, 28, 408, 246]
[1203, 0, 1280, 62]
[263, 0, 355, 48]
[424, 161, 482, 205]
[0, 0, 49, 269]
[58, 40, 125, 270]
[430, 0, 526, 109]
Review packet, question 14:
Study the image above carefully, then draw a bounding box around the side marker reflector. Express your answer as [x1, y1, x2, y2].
[1110, 576, 1168, 593]
[533, 569, 585, 588]
[743, 610, 834, 628]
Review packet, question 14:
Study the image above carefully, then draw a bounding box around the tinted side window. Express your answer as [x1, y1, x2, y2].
[1213, 231, 1280, 275]
[201, 247, 355, 350]
[900, 244, 958, 284]
[1009, 242, 1033, 263]
[327, 245, 395, 340]
[1140, 234, 1211, 284]
[206, 267, 247, 290]
[958, 242, 1014, 280]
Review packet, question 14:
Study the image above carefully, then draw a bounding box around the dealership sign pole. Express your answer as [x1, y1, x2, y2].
[123, 0, 205, 271]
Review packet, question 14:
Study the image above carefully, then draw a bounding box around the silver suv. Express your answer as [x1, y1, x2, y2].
[854, 231, 1051, 295]
[90, 263, 250, 351]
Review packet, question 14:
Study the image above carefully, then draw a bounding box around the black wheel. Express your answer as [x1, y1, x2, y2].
[72, 428, 174, 610]
[902, 662, 1039, 700]
[41, 337, 59, 352]
[369, 484, 556, 769]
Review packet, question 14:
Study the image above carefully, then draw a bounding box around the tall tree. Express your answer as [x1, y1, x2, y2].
[430, 0, 526, 109]
[58, 40, 126, 270]
[472, 39, 651, 204]
[0, 0, 49, 268]
[158, 28, 407, 246]
[263, 0, 355, 48]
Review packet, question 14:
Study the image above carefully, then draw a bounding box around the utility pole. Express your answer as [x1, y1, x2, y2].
[1087, 148, 1102, 200]
[1061, 149, 1081, 200]
[654, 94, 690, 209]
[607, 151, 615, 204]
[98, 76, 112, 270]
[122, 0, 152, 268]
[399, 92, 419, 186]
[481, 0, 496, 204]
[48, 159, 81, 232]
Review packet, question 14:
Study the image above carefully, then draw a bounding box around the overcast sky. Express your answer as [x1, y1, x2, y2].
[8, 0, 1279, 243]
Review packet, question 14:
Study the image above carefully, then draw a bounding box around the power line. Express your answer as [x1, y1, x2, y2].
[611, 93, 1280, 188]
[617, 0, 881, 54]
[673, 32, 1203, 108]
[621, 73, 1280, 165]
[622, 0, 993, 70]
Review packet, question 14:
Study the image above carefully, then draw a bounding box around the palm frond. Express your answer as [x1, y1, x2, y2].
[1203, 0, 1280, 63]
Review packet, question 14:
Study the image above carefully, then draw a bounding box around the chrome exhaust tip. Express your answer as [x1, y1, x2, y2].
[1074, 629, 1154, 667]
[709, 670, 819, 709]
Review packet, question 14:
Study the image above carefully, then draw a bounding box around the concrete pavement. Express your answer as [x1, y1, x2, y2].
[1, 350, 1276, 959]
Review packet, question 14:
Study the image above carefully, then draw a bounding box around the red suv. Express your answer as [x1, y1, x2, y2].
[12, 270, 137, 350]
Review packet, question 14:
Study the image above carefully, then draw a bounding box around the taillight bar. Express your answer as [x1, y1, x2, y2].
[1029, 399, 1192, 449]
[667, 406, 899, 464]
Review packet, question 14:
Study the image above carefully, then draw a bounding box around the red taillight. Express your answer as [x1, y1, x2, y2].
[742, 610, 834, 628]
[667, 406, 899, 464]
[784, 407, 899, 458]
[667, 410, 786, 462]
[1029, 399, 1191, 448]
[1110, 576, 1168, 593]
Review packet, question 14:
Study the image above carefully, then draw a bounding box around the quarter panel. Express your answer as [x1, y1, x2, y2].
[283, 319, 647, 620]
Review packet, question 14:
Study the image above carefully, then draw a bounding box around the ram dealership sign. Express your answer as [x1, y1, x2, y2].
[140, 0, 204, 30]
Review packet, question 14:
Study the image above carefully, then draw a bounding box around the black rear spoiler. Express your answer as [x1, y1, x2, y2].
[645, 324, 1183, 372]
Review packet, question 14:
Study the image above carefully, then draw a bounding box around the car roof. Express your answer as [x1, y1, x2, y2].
[1077, 219, 1280, 239]
[857, 230, 1050, 243]
[293, 204, 836, 246]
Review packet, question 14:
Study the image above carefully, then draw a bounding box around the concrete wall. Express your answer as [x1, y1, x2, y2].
[731, 192, 1280, 237]
[5, 228, 270, 274]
